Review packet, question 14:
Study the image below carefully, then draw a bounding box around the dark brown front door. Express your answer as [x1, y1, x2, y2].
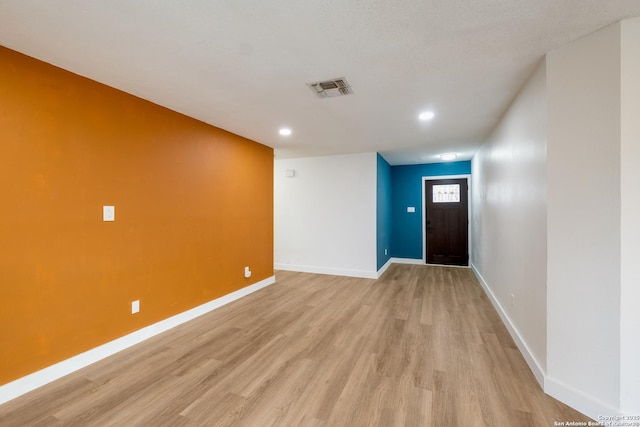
[425, 178, 468, 266]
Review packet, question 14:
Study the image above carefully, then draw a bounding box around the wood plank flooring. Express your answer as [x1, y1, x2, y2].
[0, 265, 591, 426]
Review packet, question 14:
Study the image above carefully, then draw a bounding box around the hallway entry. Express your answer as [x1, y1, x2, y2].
[424, 178, 469, 266]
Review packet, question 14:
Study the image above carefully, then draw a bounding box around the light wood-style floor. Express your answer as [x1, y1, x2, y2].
[0, 265, 591, 426]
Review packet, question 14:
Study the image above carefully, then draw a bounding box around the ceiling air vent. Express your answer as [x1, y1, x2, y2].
[307, 77, 353, 98]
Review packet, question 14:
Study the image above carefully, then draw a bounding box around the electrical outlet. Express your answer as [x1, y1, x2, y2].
[132, 300, 140, 314]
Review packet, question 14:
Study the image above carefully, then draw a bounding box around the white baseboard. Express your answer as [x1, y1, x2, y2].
[276, 258, 467, 280]
[275, 258, 469, 279]
[274, 263, 378, 279]
[0, 275, 276, 406]
[389, 257, 424, 265]
[470, 263, 545, 387]
[376, 258, 393, 278]
[544, 376, 619, 422]
[470, 263, 622, 420]
[387, 258, 471, 269]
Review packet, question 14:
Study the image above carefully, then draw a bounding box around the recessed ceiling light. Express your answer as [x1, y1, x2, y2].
[440, 153, 457, 161]
[279, 128, 292, 136]
[418, 111, 435, 121]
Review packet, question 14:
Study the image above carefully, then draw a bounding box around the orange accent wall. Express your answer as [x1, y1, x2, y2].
[0, 46, 274, 386]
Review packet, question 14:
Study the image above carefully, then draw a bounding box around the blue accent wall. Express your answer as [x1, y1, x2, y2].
[376, 154, 392, 270]
[390, 161, 471, 260]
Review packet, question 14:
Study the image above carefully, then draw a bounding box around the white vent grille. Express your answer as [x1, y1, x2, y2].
[307, 77, 353, 98]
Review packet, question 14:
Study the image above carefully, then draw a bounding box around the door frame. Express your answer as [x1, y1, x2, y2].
[422, 174, 471, 266]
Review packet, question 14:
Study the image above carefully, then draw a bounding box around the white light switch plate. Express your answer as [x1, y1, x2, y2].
[103, 206, 115, 221]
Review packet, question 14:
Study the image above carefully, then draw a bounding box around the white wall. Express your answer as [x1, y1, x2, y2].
[274, 152, 378, 278]
[473, 19, 640, 419]
[620, 17, 640, 414]
[471, 59, 548, 384]
[546, 23, 621, 416]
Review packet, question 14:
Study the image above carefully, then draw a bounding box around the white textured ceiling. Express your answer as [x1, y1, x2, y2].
[1, 1, 640, 165]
